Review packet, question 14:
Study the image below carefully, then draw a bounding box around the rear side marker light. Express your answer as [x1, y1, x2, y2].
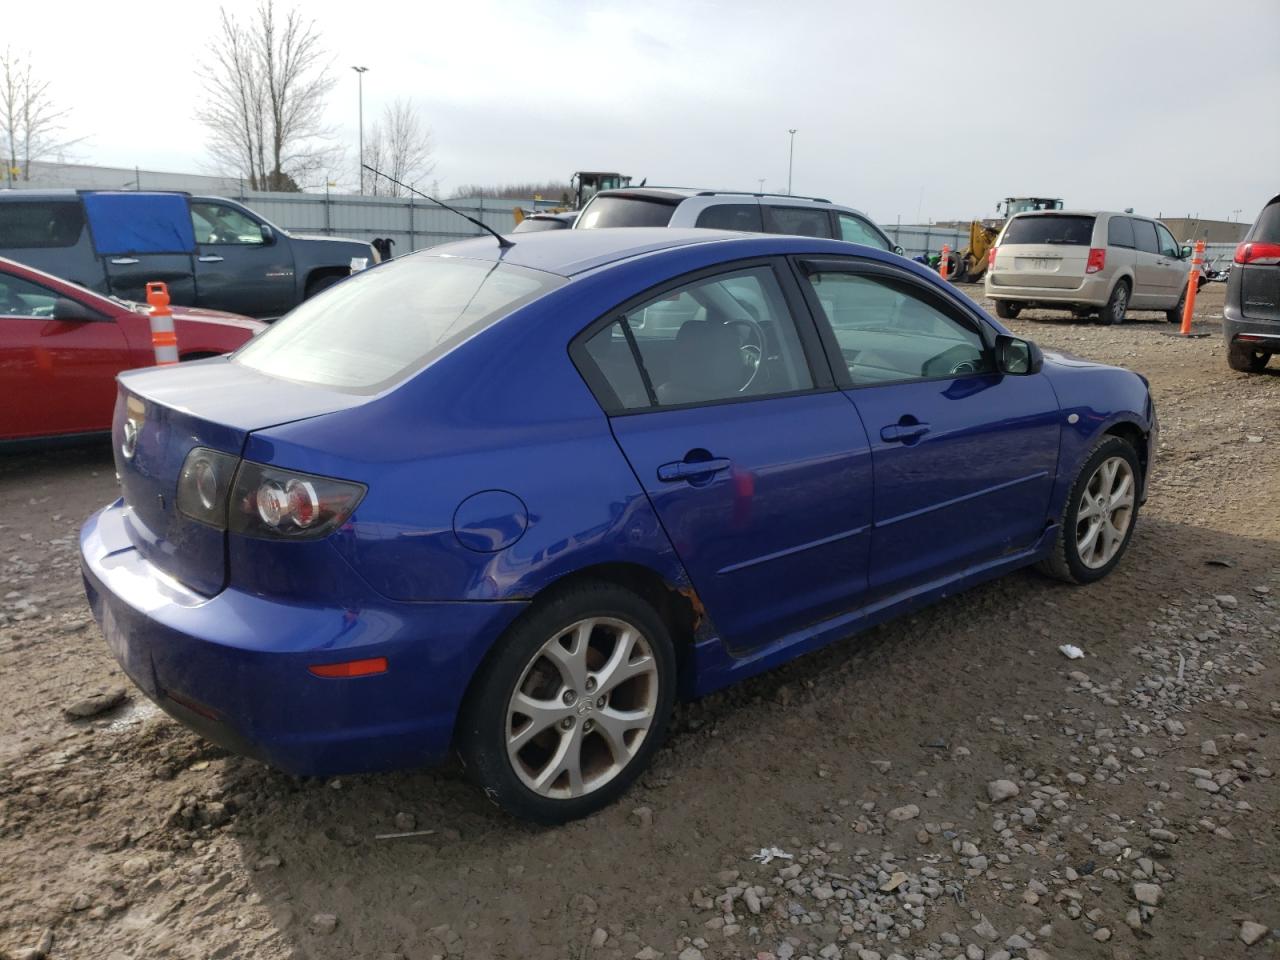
[308, 657, 388, 678]
[1086, 248, 1106, 274]
[1235, 241, 1280, 265]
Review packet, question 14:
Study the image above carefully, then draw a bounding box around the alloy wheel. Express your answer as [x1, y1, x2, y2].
[1075, 455, 1135, 569]
[506, 617, 659, 799]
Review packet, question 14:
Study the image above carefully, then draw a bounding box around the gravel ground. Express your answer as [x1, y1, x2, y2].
[1, 283, 1277, 960]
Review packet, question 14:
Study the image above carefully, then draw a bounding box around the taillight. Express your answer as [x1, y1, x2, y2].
[987, 247, 997, 269]
[1235, 241, 1280, 265]
[229, 462, 366, 540]
[1086, 248, 1106, 274]
[177, 447, 241, 528]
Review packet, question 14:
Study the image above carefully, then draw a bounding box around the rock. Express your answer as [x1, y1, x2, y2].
[969, 855, 989, 872]
[1026, 951, 1051, 960]
[1239, 921, 1267, 946]
[986, 780, 1020, 803]
[1165, 719, 1186, 736]
[310, 913, 339, 935]
[887, 803, 920, 822]
[394, 811, 416, 831]
[813, 882, 835, 900]
[1201, 739, 1219, 757]
[590, 928, 608, 948]
[1194, 778, 1220, 793]
[1215, 595, 1238, 609]
[70, 892, 91, 911]
[1093, 927, 1112, 942]
[1126, 908, 1143, 930]
[634, 948, 663, 960]
[121, 856, 150, 878]
[63, 687, 127, 719]
[255, 855, 282, 870]
[1067, 771, 1087, 786]
[743, 888, 762, 914]
[973, 916, 999, 941]
[631, 806, 653, 828]
[571, 893, 598, 916]
[965, 945, 984, 960]
[1133, 883, 1162, 907]
[677, 949, 704, 960]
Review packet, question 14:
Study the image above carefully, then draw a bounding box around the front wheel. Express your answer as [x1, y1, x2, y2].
[1227, 341, 1270, 373]
[1038, 436, 1141, 584]
[1166, 288, 1187, 324]
[1101, 281, 1129, 325]
[457, 582, 677, 824]
[995, 300, 1022, 320]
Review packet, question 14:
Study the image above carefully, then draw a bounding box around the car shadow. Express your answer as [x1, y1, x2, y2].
[215, 511, 1278, 959]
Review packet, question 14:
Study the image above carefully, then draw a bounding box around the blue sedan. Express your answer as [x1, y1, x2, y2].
[80, 229, 1156, 823]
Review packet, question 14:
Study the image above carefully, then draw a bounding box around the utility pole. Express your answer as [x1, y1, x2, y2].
[786, 129, 797, 196]
[757, 178, 765, 193]
[352, 66, 369, 195]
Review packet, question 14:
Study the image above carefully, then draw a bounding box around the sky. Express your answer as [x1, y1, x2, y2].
[7, 0, 1279, 224]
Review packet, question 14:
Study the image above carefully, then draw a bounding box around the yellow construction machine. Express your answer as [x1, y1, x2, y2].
[949, 197, 1063, 282]
[512, 171, 633, 228]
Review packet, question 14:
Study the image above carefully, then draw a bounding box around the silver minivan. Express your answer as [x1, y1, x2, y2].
[986, 210, 1192, 324]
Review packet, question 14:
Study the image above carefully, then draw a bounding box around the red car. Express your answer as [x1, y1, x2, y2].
[1, 257, 265, 442]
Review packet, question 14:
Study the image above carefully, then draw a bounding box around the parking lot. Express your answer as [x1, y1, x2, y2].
[0, 283, 1276, 960]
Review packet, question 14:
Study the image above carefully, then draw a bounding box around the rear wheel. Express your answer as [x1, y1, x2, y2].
[995, 300, 1022, 320]
[1227, 341, 1271, 373]
[1038, 436, 1141, 585]
[457, 582, 677, 824]
[1101, 280, 1129, 325]
[305, 273, 346, 299]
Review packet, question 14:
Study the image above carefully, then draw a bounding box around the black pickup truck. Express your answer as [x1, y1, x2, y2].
[0, 190, 375, 318]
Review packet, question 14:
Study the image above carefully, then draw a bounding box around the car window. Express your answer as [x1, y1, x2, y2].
[191, 202, 265, 245]
[0, 201, 85, 249]
[576, 196, 677, 229]
[1249, 197, 1280, 242]
[235, 256, 565, 392]
[1001, 215, 1095, 245]
[0, 273, 62, 318]
[1155, 223, 1180, 258]
[1107, 216, 1135, 249]
[695, 204, 764, 232]
[764, 206, 833, 238]
[837, 214, 889, 250]
[1131, 219, 1159, 255]
[578, 266, 814, 411]
[803, 270, 992, 385]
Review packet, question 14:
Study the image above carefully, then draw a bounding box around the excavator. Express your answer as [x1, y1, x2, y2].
[512, 171, 634, 228]
[945, 197, 1064, 283]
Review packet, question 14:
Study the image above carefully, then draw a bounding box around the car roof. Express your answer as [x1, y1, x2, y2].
[594, 186, 835, 205]
[0, 188, 81, 200]
[1013, 209, 1160, 221]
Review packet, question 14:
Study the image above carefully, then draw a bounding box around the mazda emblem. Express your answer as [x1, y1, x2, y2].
[121, 420, 138, 460]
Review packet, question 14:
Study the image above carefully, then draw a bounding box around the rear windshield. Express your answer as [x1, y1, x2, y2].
[576, 196, 677, 229]
[1249, 196, 1280, 243]
[0, 201, 85, 248]
[234, 255, 564, 392]
[1002, 214, 1095, 246]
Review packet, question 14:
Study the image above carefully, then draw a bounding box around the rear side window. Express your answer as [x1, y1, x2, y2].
[1132, 219, 1159, 254]
[577, 196, 676, 229]
[1001, 215, 1095, 246]
[1106, 216, 1135, 248]
[234, 256, 564, 392]
[764, 206, 833, 238]
[0, 201, 85, 248]
[1247, 197, 1280, 242]
[695, 204, 764, 231]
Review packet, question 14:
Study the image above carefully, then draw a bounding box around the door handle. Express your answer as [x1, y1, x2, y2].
[198, 255, 225, 263]
[880, 422, 930, 443]
[110, 257, 139, 265]
[657, 457, 732, 482]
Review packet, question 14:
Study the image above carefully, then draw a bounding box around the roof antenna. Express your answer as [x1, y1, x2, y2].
[361, 164, 514, 249]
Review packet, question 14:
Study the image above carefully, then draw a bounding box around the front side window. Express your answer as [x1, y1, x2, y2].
[1155, 223, 1180, 258]
[191, 202, 265, 245]
[765, 206, 832, 238]
[235, 255, 565, 392]
[0, 201, 84, 249]
[803, 270, 991, 385]
[837, 214, 890, 250]
[577, 266, 814, 411]
[0, 273, 61, 318]
[1131, 219, 1159, 254]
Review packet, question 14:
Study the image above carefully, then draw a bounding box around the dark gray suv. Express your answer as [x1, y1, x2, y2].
[0, 190, 375, 319]
[1224, 193, 1279, 373]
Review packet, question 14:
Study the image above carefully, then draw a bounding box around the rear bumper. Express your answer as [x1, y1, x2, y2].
[80, 498, 526, 776]
[1223, 306, 1280, 349]
[986, 274, 1107, 306]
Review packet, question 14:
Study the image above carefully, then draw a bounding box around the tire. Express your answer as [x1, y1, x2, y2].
[1227, 341, 1271, 373]
[305, 273, 346, 299]
[457, 582, 677, 824]
[1101, 280, 1129, 325]
[995, 300, 1022, 320]
[1037, 436, 1141, 585]
[1166, 287, 1187, 323]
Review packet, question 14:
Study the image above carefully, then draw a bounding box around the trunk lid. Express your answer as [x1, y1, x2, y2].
[1240, 262, 1280, 322]
[111, 358, 366, 596]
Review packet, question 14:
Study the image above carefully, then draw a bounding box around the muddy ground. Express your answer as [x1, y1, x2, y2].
[1, 283, 1277, 960]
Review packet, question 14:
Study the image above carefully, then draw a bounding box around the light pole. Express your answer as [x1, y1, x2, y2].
[352, 66, 369, 194]
[786, 129, 797, 196]
[757, 178, 765, 193]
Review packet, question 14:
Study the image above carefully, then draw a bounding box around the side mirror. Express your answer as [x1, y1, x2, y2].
[52, 297, 104, 322]
[893, 244, 905, 256]
[1180, 244, 1192, 259]
[996, 334, 1043, 375]
[259, 224, 275, 245]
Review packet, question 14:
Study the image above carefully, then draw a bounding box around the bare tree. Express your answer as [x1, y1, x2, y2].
[0, 47, 80, 185]
[451, 182, 574, 204]
[199, 1, 338, 191]
[363, 99, 435, 196]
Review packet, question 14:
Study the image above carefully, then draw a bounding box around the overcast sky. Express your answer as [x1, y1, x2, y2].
[8, 0, 1278, 224]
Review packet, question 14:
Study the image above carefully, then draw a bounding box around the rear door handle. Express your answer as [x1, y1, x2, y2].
[198, 255, 225, 263]
[110, 257, 139, 265]
[881, 422, 930, 443]
[657, 457, 732, 482]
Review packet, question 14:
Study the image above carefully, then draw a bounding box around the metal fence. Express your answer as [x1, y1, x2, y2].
[881, 224, 971, 260]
